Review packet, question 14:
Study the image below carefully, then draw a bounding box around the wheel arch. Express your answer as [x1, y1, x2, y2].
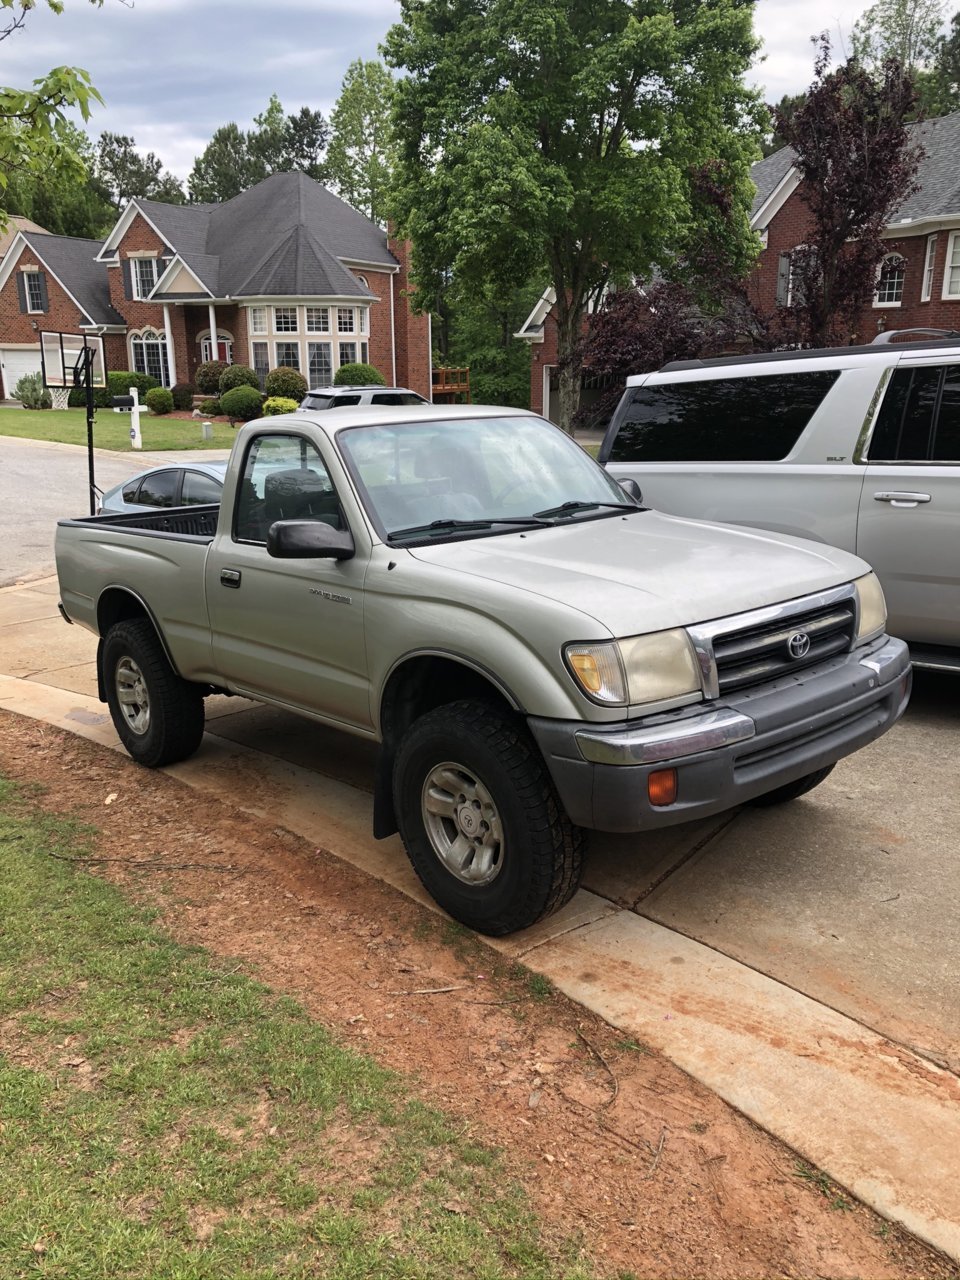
[95, 587, 180, 701]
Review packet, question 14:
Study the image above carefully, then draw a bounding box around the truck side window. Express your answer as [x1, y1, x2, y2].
[870, 365, 946, 461]
[234, 433, 343, 544]
[607, 372, 839, 463]
[932, 365, 960, 462]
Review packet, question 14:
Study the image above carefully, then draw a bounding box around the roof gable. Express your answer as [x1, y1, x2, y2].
[0, 231, 123, 327]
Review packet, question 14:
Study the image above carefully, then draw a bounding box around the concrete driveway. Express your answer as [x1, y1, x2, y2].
[2, 578, 958, 1257]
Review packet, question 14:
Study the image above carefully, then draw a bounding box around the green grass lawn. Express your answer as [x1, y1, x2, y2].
[0, 776, 596, 1280]
[0, 408, 236, 452]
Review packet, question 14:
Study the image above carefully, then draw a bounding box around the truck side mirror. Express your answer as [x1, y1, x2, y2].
[618, 478, 643, 504]
[267, 520, 355, 560]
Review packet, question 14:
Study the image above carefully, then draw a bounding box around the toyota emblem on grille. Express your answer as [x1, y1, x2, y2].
[787, 631, 812, 660]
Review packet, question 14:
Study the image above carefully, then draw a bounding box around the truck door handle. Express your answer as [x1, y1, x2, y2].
[220, 568, 242, 588]
[873, 491, 931, 507]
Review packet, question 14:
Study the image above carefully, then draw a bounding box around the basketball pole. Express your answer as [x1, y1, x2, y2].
[83, 340, 96, 516]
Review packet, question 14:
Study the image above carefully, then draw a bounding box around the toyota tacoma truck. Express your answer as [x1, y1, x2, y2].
[55, 405, 911, 936]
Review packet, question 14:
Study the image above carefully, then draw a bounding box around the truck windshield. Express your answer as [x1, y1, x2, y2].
[338, 415, 638, 542]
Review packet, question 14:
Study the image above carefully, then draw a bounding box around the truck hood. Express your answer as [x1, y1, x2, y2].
[408, 510, 870, 637]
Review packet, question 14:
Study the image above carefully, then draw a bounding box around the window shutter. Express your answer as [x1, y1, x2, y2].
[775, 252, 791, 306]
[122, 259, 133, 300]
[38, 271, 49, 313]
[16, 273, 27, 314]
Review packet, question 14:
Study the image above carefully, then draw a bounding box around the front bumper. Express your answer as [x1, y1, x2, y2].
[528, 636, 911, 833]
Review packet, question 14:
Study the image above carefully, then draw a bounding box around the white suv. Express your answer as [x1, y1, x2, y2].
[600, 331, 960, 670]
[298, 385, 427, 412]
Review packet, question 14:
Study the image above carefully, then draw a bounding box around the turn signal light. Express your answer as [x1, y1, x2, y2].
[648, 768, 678, 807]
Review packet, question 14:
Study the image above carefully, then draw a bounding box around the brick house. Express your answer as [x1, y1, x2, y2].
[0, 170, 432, 400]
[519, 111, 960, 420]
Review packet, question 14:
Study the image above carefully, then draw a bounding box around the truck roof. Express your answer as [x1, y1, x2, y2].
[268, 402, 539, 437]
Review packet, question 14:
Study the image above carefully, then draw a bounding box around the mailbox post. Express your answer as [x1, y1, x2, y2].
[112, 387, 142, 450]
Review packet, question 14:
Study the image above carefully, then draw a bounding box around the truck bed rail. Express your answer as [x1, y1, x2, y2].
[60, 504, 220, 540]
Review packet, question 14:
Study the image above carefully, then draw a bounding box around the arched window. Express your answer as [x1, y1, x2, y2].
[130, 329, 170, 386]
[875, 254, 905, 306]
[356, 274, 369, 289]
[200, 330, 234, 363]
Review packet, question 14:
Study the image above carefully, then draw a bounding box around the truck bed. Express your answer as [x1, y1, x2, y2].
[60, 504, 220, 541]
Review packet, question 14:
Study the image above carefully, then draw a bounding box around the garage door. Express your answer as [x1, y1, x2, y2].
[0, 346, 43, 399]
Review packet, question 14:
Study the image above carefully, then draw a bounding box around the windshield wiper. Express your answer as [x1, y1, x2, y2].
[387, 516, 551, 541]
[532, 499, 640, 520]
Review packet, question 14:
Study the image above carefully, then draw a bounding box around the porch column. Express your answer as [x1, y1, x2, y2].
[207, 302, 217, 363]
[162, 304, 177, 386]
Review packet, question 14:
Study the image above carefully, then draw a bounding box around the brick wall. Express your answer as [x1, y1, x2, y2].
[362, 268, 397, 384]
[0, 242, 90, 395]
[387, 236, 432, 399]
[528, 313, 559, 415]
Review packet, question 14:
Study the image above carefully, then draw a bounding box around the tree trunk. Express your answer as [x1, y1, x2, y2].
[553, 304, 582, 436]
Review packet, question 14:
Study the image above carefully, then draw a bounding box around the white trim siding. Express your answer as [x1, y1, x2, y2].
[943, 231, 960, 299]
[921, 234, 938, 302]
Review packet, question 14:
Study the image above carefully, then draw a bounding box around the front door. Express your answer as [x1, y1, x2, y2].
[205, 430, 371, 729]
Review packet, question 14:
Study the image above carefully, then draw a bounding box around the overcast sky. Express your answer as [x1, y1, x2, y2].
[1, 0, 884, 180]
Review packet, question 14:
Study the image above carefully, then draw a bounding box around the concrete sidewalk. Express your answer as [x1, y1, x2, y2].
[2, 575, 958, 1262]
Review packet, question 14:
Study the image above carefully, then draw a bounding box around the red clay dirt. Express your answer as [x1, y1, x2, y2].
[1, 709, 955, 1280]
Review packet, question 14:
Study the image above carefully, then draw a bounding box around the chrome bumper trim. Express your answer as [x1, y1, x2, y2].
[859, 639, 908, 679]
[575, 707, 756, 767]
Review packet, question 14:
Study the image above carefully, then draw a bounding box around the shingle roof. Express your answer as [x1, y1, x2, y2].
[22, 231, 125, 326]
[752, 109, 960, 226]
[148, 171, 396, 300]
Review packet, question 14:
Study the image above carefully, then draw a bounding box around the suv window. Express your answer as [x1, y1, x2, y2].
[607, 372, 840, 463]
[136, 469, 178, 508]
[370, 392, 424, 406]
[870, 364, 960, 462]
[333, 395, 362, 407]
[234, 433, 343, 543]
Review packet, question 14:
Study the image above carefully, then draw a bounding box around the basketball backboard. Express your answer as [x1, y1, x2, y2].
[40, 331, 106, 389]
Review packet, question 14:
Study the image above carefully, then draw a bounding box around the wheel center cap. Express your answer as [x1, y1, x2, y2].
[457, 806, 480, 837]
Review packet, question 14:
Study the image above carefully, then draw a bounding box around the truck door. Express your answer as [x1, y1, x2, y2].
[858, 362, 960, 650]
[205, 429, 371, 729]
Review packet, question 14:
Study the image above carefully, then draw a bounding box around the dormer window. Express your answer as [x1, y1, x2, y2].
[132, 257, 160, 301]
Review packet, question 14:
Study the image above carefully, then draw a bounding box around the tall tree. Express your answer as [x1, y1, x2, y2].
[282, 105, 329, 179]
[773, 36, 922, 347]
[446, 275, 544, 408]
[916, 9, 960, 113]
[762, 91, 806, 155]
[94, 132, 184, 210]
[326, 59, 395, 223]
[1, 120, 113, 236]
[0, 0, 105, 226]
[189, 122, 265, 203]
[852, 0, 946, 71]
[384, 0, 762, 433]
[189, 97, 329, 202]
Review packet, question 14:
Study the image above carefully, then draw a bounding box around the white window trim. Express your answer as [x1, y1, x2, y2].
[274, 340, 301, 370]
[921, 234, 938, 303]
[942, 231, 960, 300]
[307, 340, 333, 384]
[131, 256, 160, 302]
[248, 306, 268, 335]
[23, 270, 44, 314]
[129, 328, 171, 387]
[305, 306, 330, 334]
[873, 253, 905, 308]
[273, 305, 299, 334]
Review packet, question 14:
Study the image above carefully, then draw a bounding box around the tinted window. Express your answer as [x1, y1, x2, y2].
[136, 469, 178, 508]
[181, 470, 222, 505]
[122, 480, 142, 502]
[608, 372, 839, 463]
[303, 395, 335, 411]
[870, 364, 960, 461]
[333, 395, 362, 407]
[370, 392, 425, 406]
[932, 366, 960, 461]
[234, 433, 343, 543]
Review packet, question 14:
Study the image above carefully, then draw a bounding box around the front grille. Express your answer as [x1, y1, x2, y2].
[712, 600, 856, 695]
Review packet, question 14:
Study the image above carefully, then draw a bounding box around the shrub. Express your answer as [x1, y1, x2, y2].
[145, 387, 174, 415]
[171, 382, 195, 411]
[334, 362, 385, 387]
[198, 397, 222, 417]
[264, 366, 307, 400]
[262, 396, 299, 416]
[220, 385, 264, 423]
[68, 370, 159, 409]
[196, 360, 229, 395]
[14, 372, 52, 410]
[219, 363, 260, 395]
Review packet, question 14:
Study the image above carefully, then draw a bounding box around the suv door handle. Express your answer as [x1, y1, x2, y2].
[873, 491, 931, 507]
[220, 568, 242, 588]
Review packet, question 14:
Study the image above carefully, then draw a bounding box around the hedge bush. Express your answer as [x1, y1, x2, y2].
[171, 382, 195, 411]
[198, 397, 222, 417]
[334, 362, 385, 387]
[68, 370, 159, 409]
[262, 396, 299, 416]
[220, 385, 264, 423]
[264, 366, 307, 400]
[219, 363, 260, 395]
[145, 387, 174, 415]
[14, 372, 52, 410]
[196, 360, 229, 395]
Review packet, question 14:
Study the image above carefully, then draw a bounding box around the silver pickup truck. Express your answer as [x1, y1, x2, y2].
[56, 405, 911, 935]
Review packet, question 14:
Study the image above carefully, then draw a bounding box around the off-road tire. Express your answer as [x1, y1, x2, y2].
[393, 699, 584, 936]
[102, 619, 205, 767]
[747, 764, 836, 807]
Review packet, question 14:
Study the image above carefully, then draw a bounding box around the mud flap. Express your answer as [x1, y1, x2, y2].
[372, 746, 398, 839]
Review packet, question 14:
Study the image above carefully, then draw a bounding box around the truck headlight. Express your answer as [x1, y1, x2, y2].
[855, 572, 887, 645]
[565, 630, 702, 708]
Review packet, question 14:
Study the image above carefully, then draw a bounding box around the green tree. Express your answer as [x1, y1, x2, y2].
[326, 59, 395, 223]
[762, 91, 806, 156]
[852, 0, 946, 71]
[384, 0, 762, 433]
[94, 132, 184, 210]
[189, 122, 264, 203]
[446, 276, 544, 408]
[916, 10, 960, 112]
[189, 97, 329, 202]
[0, 0, 105, 227]
[1, 120, 113, 236]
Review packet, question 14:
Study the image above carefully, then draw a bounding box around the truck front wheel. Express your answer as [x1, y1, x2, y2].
[102, 619, 205, 767]
[393, 699, 584, 936]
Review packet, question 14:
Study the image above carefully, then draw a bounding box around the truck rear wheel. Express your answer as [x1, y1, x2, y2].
[393, 699, 584, 936]
[748, 764, 835, 807]
[102, 619, 205, 767]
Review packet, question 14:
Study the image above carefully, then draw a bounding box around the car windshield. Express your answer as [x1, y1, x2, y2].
[337, 415, 638, 542]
